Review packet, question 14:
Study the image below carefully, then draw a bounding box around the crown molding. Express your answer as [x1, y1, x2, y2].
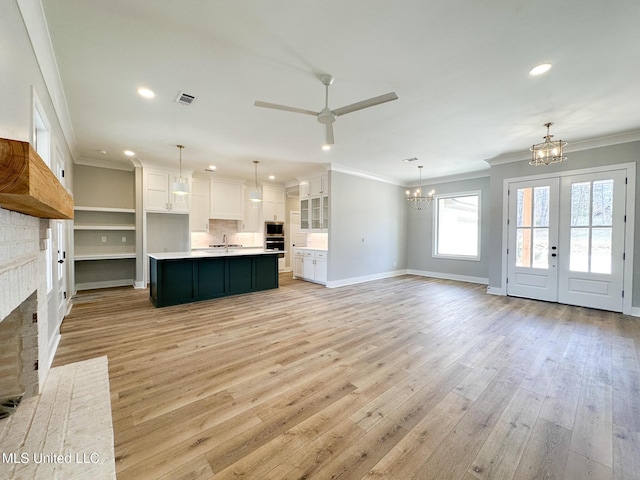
[329, 163, 403, 186]
[485, 129, 640, 167]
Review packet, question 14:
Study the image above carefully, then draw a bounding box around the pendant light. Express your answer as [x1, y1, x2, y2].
[171, 144, 190, 195]
[406, 165, 434, 210]
[249, 160, 262, 202]
[530, 122, 567, 166]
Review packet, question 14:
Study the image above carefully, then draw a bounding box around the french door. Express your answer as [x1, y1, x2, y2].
[507, 169, 627, 312]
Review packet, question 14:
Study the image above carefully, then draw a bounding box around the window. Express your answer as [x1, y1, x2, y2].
[32, 88, 51, 169]
[434, 192, 480, 260]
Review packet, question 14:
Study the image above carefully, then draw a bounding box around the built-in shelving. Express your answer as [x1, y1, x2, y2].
[73, 204, 137, 290]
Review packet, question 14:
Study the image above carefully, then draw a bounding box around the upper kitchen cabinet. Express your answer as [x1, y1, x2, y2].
[210, 177, 244, 220]
[263, 185, 285, 222]
[190, 175, 210, 232]
[144, 168, 190, 213]
[299, 172, 329, 232]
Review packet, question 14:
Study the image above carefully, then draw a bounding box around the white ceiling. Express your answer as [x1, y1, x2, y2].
[41, 0, 640, 186]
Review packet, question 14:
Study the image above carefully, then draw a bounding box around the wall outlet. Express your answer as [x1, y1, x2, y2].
[122, 237, 127, 243]
[101, 236, 107, 243]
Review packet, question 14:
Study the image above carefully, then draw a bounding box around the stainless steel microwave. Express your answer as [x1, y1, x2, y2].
[265, 221, 284, 236]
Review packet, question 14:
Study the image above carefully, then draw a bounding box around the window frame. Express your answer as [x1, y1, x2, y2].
[432, 190, 481, 261]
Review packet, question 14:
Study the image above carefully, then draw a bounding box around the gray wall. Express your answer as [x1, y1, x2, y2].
[487, 141, 640, 307]
[74, 164, 135, 208]
[406, 175, 491, 281]
[329, 171, 408, 282]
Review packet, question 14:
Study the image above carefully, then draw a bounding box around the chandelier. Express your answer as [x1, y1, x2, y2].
[530, 122, 567, 166]
[170, 144, 190, 195]
[249, 160, 262, 202]
[406, 165, 434, 210]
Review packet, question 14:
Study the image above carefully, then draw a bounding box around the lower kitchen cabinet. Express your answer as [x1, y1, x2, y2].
[149, 253, 279, 307]
[293, 248, 327, 285]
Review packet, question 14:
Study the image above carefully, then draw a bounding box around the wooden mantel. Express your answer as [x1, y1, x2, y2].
[0, 138, 73, 219]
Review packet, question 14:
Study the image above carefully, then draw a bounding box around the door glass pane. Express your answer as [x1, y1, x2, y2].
[591, 227, 612, 274]
[571, 182, 591, 226]
[516, 228, 531, 267]
[532, 228, 549, 268]
[570, 228, 589, 272]
[533, 186, 550, 227]
[517, 188, 532, 227]
[592, 179, 613, 226]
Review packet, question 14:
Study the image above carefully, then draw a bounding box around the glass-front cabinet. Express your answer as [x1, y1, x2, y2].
[300, 198, 310, 230]
[299, 173, 328, 232]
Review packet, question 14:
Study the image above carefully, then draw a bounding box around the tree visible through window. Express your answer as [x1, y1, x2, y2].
[434, 193, 480, 259]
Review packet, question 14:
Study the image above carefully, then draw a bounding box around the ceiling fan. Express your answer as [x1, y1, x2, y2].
[254, 74, 398, 147]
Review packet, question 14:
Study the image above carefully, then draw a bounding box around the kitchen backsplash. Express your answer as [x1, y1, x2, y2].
[191, 219, 263, 248]
[307, 232, 328, 249]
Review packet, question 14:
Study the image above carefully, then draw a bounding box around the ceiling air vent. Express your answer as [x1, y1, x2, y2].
[402, 157, 419, 163]
[175, 91, 196, 105]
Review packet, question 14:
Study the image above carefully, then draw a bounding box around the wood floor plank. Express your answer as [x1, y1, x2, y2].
[512, 417, 572, 480]
[48, 274, 640, 479]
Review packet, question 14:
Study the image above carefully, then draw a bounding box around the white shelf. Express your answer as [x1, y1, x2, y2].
[74, 253, 137, 261]
[74, 224, 136, 231]
[75, 206, 135, 213]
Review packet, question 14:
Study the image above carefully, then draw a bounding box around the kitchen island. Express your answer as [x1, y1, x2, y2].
[148, 249, 280, 307]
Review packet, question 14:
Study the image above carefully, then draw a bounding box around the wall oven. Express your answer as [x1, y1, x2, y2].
[265, 222, 285, 257]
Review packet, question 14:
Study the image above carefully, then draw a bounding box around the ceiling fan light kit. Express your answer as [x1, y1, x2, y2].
[529, 122, 567, 166]
[254, 74, 398, 148]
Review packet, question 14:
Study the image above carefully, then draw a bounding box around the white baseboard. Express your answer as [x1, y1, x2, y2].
[629, 306, 640, 317]
[326, 270, 407, 288]
[76, 279, 134, 291]
[486, 285, 506, 296]
[406, 269, 488, 285]
[134, 281, 146, 289]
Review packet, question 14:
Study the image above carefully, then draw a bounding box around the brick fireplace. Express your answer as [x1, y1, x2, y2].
[0, 208, 51, 406]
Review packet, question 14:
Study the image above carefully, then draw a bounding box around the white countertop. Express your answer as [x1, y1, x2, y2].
[293, 246, 328, 251]
[148, 248, 282, 260]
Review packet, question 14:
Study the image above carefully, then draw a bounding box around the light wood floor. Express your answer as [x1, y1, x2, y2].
[53, 274, 640, 480]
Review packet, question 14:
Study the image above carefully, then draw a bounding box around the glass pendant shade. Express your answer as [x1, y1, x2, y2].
[249, 160, 262, 202]
[171, 144, 190, 195]
[530, 123, 567, 166]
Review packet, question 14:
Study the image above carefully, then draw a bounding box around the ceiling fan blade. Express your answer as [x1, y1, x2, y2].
[325, 123, 335, 145]
[332, 92, 398, 117]
[253, 101, 318, 117]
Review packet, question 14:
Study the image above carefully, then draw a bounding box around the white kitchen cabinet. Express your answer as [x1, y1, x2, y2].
[263, 185, 285, 222]
[240, 185, 261, 232]
[190, 176, 210, 232]
[299, 173, 328, 232]
[298, 249, 327, 284]
[210, 178, 244, 220]
[144, 169, 190, 213]
[293, 249, 304, 278]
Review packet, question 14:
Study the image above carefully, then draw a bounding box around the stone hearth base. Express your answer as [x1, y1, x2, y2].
[0, 356, 115, 479]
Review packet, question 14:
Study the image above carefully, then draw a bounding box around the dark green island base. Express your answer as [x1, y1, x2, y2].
[149, 251, 279, 307]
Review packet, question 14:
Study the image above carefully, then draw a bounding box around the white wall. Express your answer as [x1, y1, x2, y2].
[0, 0, 75, 390]
[328, 171, 408, 286]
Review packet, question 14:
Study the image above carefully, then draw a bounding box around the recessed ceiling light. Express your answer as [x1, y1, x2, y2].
[268, 175, 275, 180]
[97, 149, 107, 155]
[206, 165, 217, 171]
[137, 87, 155, 98]
[322, 144, 331, 151]
[124, 150, 135, 157]
[529, 63, 552, 76]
